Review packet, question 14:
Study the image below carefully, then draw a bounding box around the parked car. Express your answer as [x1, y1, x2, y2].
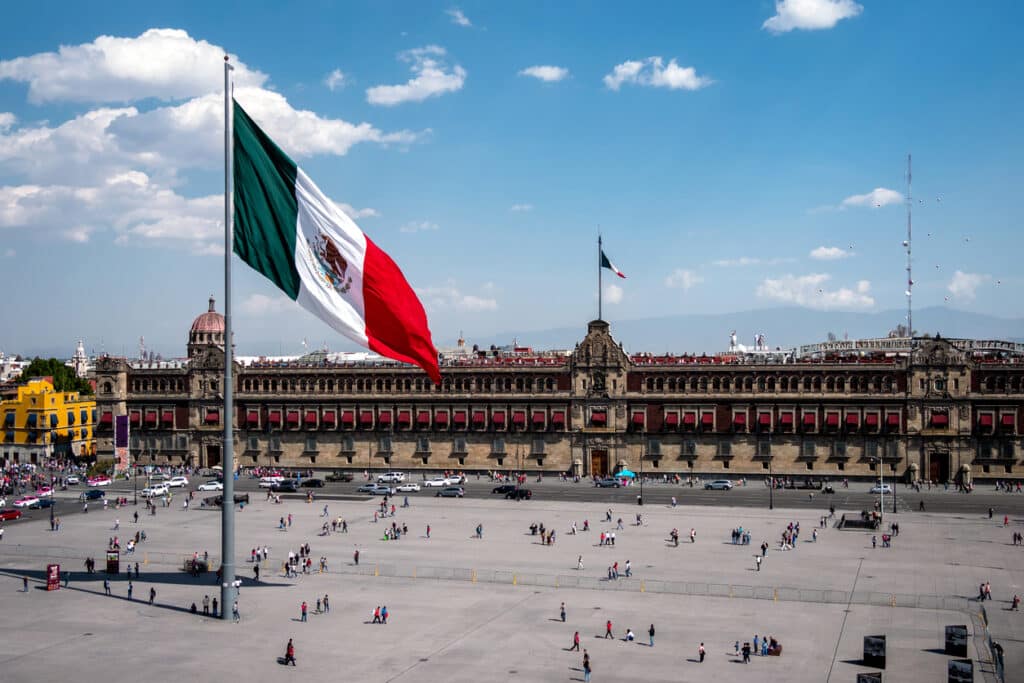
[65, 475, 80, 485]
[704, 480, 734, 491]
[491, 484, 517, 495]
[395, 482, 421, 492]
[325, 471, 354, 482]
[595, 478, 622, 488]
[79, 489, 106, 501]
[436, 486, 464, 498]
[447, 474, 466, 485]
[869, 484, 893, 495]
[506, 488, 532, 500]
[168, 476, 189, 488]
[424, 477, 449, 488]
[13, 496, 40, 508]
[271, 480, 299, 493]
[300, 478, 324, 488]
[377, 472, 406, 483]
[197, 480, 223, 491]
[0, 508, 23, 521]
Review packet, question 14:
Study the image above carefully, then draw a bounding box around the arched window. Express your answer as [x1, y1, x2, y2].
[826, 377, 835, 392]
[813, 376, 822, 392]
[757, 377, 766, 392]
[803, 377, 812, 392]
[767, 377, 775, 392]
[836, 378, 845, 392]
[699, 377, 708, 392]
[712, 377, 721, 392]
[780, 377, 789, 392]
[103, 381, 112, 393]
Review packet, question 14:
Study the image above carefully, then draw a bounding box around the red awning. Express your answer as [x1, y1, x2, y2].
[630, 413, 643, 425]
[305, 410, 317, 424]
[378, 412, 392, 424]
[341, 410, 354, 425]
[846, 413, 859, 427]
[268, 410, 282, 424]
[130, 411, 141, 425]
[100, 412, 113, 425]
[532, 411, 546, 424]
[144, 410, 157, 423]
[205, 410, 219, 424]
[886, 413, 900, 427]
[512, 411, 526, 425]
[978, 413, 993, 427]
[665, 412, 679, 426]
[286, 410, 299, 425]
[492, 412, 505, 426]
[470, 410, 484, 424]
[397, 410, 411, 424]
[591, 411, 607, 426]
[435, 412, 448, 425]
[683, 412, 697, 426]
[803, 413, 816, 426]
[865, 413, 879, 427]
[1001, 414, 1015, 427]
[700, 413, 714, 426]
[780, 413, 794, 425]
[758, 413, 771, 426]
[246, 410, 259, 425]
[825, 412, 839, 427]
[733, 413, 746, 426]
[322, 412, 336, 424]
[161, 410, 174, 424]
[931, 413, 949, 427]
[454, 410, 468, 424]
[359, 411, 373, 425]
[552, 411, 565, 425]
[417, 411, 430, 424]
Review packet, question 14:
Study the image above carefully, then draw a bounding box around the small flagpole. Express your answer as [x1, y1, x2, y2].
[221, 54, 236, 621]
[597, 232, 603, 321]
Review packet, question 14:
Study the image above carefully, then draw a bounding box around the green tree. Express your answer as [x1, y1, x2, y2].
[18, 357, 93, 395]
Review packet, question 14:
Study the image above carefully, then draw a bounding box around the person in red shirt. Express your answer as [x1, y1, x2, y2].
[605, 620, 613, 638]
[284, 639, 296, 666]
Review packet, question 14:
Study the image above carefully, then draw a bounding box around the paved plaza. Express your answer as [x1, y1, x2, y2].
[0, 489, 1019, 682]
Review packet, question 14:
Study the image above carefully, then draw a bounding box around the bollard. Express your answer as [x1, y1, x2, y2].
[513, 574, 517, 586]
[729, 586, 734, 599]
[773, 588, 778, 602]
[472, 570, 477, 584]
[640, 581, 645, 593]
[143, 553, 148, 565]
[374, 564, 379, 577]
[412, 567, 416, 579]
[890, 595, 896, 607]
[555, 577, 559, 588]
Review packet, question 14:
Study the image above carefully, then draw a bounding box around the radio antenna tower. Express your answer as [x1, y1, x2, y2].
[139, 335, 146, 361]
[905, 153, 913, 340]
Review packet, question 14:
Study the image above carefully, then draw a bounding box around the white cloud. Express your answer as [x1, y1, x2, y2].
[0, 112, 15, 131]
[519, 65, 570, 82]
[63, 226, 93, 243]
[664, 269, 704, 290]
[839, 187, 903, 209]
[400, 221, 439, 234]
[366, 46, 466, 106]
[419, 280, 498, 312]
[763, 0, 863, 34]
[510, 203, 533, 212]
[947, 270, 989, 301]
[241, 293, 294, 316]
[604, 283, 624, 304]
[712, 256, 793, 267]
[324, 68, 346, 91]
[446, 8, 472, 27]
[756, 273, 874, 310]
[809, 246, 852, 260]
[603, 57, 712, 91]
[3, 248, 15, 257]
[336, 202, 378, 220]
[0, 28, 267, 104]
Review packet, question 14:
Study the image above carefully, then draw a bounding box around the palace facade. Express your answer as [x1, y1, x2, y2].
[93, 298, 1024, 481]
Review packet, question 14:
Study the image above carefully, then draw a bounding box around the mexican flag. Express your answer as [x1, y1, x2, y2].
[232, 100, 440, 383]
[600, 249, 626, 279]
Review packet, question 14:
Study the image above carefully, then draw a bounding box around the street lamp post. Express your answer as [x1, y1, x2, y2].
[638, 441, 644, 506]
[768, 432, 774, 511]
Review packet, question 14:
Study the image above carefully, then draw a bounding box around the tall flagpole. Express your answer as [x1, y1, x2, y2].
[597, 233, 603, 321]
[221, 55, 236, 621]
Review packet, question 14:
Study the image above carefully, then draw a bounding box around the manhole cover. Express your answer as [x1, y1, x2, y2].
[419, 658, 429, 662]
[83, 633, 93, 636]
[509, 670, 518, 674]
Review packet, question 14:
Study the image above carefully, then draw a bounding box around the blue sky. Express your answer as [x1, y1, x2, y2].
[0, 1, 1020, 358]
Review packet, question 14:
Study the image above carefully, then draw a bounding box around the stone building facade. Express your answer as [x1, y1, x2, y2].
[93, 301, 1024, 481]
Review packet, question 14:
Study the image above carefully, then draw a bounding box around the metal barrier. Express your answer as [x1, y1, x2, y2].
[979, 605, 1006, 683]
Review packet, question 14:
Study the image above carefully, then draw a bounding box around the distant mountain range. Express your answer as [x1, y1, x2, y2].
[459, 306, 1024, 355]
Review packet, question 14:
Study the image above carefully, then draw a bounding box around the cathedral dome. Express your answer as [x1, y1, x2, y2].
[190, 296, 225, 334]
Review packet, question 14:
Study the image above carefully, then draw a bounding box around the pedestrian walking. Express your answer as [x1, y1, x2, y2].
[756, 555, 762, 571]
[213, 597, 218, 617]
[381, 605, 389, 624]
[605, 620, 613, 638]
[560, 602, 566, 622]
[149, 586, 156, 605]
[203, 595, 210, 615]
[22, 576, 28, 592]
[128, 581, 133, 600]
[284, 638, 296, 665]
[103, 579, 111, 596]
[699, 642, 706, 662]
[577, 555, 584, 570]
[373, 606, 381, 624]
[354, 549, 360, 566]
[583, 656, 592, 682]
[648, 624, 655, 647]
[301, 601, 308, 622]
[323, 594, 330, 613]
[426, 525, 430, 539]
[570, 631, 580, 651]
[233, 601, 240, 622]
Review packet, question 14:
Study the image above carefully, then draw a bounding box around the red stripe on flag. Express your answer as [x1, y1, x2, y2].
[362, 236, 441, 384]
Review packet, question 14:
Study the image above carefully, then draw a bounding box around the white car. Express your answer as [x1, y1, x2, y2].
[87, 476, 112, 487]
[167, 476, 189, 488]
[377, 472, 406, 483]
[423, 477, 449, 488]
[13, 496, 40, 508]
[259, 476, 285, 488]
[197, 480, 224, 491]
[141, 484, 169, 498]
[395, 483, 421, 492]
[447, 474, 466, 485]
[66, 475, 80, 485]
[869, 484, 893, 495]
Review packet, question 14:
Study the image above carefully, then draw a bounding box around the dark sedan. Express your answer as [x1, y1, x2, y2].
[491, 484, 517, 495]
[30, 498, 56, 509]
[325, 471, 354, 482]
[505, 488, 532, 500]
[270, 480, 299, 493]
[595, 478, 621, 488]
[300, 478, 324, 488]
[79, 489, 106, 501]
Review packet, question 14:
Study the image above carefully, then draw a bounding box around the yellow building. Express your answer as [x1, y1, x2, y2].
[1, 378, 96, 464]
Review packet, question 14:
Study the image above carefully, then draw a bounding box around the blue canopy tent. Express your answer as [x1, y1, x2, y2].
[617, 469, 637, 478]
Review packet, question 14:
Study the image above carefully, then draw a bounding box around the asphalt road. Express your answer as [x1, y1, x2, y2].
[11, 475, 1024, 526]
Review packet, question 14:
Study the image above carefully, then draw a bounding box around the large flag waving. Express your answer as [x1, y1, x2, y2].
[232, 100, 440, 383]
[600, 249, 627, 279]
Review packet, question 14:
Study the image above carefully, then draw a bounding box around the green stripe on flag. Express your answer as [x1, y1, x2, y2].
[233, 100, 301, 299]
